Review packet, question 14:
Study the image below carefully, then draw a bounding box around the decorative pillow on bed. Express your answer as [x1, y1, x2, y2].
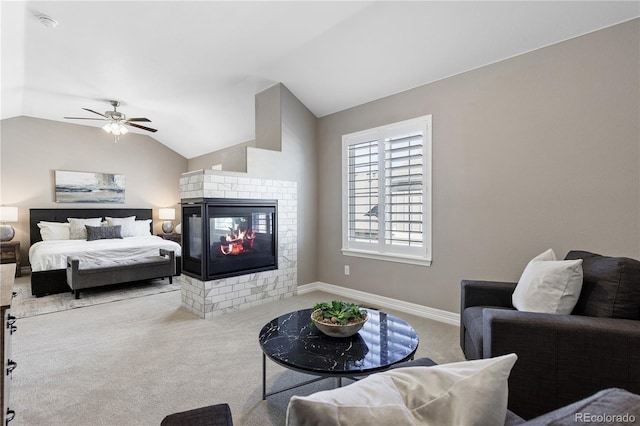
[104, 216, 136, 237]
[67, 217, 102, 240]
[37, 221, 71, 240]
[132, 219, 152, 237]
[85, 225, 123, 241]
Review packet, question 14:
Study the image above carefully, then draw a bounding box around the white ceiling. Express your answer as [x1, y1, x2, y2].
[2, 1, 638, 159]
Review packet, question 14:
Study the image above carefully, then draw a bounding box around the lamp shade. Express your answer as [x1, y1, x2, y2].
[159, 208, 176, 221]
[0, 207, 18, 222]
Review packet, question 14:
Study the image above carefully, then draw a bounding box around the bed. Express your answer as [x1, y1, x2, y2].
[29, 208, 182, 297]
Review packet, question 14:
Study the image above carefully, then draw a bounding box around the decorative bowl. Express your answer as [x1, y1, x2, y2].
[311, 309, 368, 338]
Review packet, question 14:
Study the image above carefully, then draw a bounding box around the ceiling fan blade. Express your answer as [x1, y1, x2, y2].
[126, 117, 152, 122]
[64, 117, 108, 121]
[125, 122, 158, 133]
[82, 108, 108, 118]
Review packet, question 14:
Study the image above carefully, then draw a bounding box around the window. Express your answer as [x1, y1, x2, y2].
[342, 115, 432, 266]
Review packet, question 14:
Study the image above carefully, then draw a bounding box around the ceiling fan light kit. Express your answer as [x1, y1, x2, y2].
[64, 99, 157, 142]
[103, 122, 128, 136]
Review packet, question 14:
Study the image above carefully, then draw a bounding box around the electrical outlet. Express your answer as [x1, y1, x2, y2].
[344, 265, 350, 275]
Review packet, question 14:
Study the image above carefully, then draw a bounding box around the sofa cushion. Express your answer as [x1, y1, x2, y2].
[565, 250, 640, 320]
[512, 249, 583, 315]
[286, 354, 517, 426]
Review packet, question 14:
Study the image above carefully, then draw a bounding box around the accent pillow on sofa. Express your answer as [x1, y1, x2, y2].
[565, 250, 640, 320]
[86, 225, 122, 241]
[67, 217, 103, 240]
[512, 249, 583, 315]
[286, 353, 517, 426]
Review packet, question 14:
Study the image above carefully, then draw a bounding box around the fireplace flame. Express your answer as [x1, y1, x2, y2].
[220, 228, 256, 255]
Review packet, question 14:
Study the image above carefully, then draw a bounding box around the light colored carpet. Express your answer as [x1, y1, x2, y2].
[11, 274, 181, 318]
[10, 285, 464, 426]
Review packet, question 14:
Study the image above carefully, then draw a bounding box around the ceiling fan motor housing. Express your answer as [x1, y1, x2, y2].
[105, 111, 125, 120]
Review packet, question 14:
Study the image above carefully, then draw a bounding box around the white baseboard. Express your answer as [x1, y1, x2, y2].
[297, 281, 460, 326]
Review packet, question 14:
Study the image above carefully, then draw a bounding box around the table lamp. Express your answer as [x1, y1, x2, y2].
[0, 207, 18, 242]
[159, 208, 176, 234]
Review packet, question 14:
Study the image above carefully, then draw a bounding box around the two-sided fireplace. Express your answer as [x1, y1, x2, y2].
[181, 198, 278, 281]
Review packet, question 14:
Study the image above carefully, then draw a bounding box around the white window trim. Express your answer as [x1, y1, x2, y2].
[341, 115, 432, 267]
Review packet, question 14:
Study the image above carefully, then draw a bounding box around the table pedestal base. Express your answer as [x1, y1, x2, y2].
[262, 354, 352, 400]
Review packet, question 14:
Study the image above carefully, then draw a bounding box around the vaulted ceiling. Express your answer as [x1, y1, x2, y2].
[2, 1, 638, 159]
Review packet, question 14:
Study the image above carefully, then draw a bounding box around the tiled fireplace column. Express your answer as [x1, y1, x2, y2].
[179, 170, 297, 318]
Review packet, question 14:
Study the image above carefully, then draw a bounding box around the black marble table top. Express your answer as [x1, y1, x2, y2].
[258, 308, 419, 377]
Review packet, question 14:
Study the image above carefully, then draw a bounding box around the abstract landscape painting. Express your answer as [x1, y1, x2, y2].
[55, 170, 125, 203]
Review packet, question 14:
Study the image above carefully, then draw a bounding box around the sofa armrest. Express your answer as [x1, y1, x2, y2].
[460, 280, 517, 311]
[460, 280, 517, 352]
[522, 388, 640, 426]
[483, 309, 640, 419]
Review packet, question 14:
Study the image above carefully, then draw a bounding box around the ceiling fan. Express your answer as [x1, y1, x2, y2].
[64, 100, 157, 138]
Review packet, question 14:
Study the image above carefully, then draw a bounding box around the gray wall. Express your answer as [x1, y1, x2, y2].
[187, 84, 319, 286]
[317, 19, 640, 313]
[0, 116, 188, 263]
[188, 140, 256, 173]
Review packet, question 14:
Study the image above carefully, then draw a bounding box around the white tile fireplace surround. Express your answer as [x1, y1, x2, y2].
[179, 170, 297, 318]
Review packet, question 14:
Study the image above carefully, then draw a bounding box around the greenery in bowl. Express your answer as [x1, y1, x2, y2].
[311, 300, 367, 326]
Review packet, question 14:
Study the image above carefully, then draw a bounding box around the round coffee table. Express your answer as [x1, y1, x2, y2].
[259, 308, 419, 399]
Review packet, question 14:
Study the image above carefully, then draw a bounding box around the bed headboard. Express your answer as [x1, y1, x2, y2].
[30, 208, 153, 246]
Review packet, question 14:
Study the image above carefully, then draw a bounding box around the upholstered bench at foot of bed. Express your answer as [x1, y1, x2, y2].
[66, 249, 175, 299]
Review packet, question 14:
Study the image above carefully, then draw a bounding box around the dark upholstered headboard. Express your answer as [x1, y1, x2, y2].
[30, 208, 153, 246]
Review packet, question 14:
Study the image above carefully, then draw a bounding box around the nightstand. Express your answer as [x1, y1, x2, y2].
[158, 233, 181, 244]
[0, 241, 21, 277]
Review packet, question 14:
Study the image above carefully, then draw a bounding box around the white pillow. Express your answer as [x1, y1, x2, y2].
[512, 248, 583, 314]
[37, 221, 70, 241]
[286, 354, 517, 426]
[67, 217, 102, 240]
[132, 219, 152, 237]
[104, 216, 136, 237]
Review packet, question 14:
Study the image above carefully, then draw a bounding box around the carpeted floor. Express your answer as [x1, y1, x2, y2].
[11, 274, 181, 318]
[9, 280, 464, 426]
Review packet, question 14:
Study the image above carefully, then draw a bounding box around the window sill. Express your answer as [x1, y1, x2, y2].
[341, 248, 432, 267]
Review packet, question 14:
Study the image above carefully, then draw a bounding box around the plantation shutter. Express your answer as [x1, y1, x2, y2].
[384, 132, 424, 247]
[346, 138, 379, 244]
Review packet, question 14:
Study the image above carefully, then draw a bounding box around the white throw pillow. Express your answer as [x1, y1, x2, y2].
[132, 219, 152, 237]
[286, 354, 517, 426]
[512, 248, 583, 314]
[105, 216, 136, 237]
[37, 221, 70, 241]
[67, 217, 102, 240]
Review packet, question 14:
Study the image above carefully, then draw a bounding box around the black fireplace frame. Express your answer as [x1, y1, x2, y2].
[181, 198, 278, 281]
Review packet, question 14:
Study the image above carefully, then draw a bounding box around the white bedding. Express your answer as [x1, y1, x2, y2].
[29, 236, 182, 272]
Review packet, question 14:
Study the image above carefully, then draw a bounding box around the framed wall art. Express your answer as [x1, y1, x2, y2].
[55, 170, 125, 203]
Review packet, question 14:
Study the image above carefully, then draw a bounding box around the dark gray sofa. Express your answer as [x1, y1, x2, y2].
[460, 250, 640, 419]
[512, 388, 640, 425]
